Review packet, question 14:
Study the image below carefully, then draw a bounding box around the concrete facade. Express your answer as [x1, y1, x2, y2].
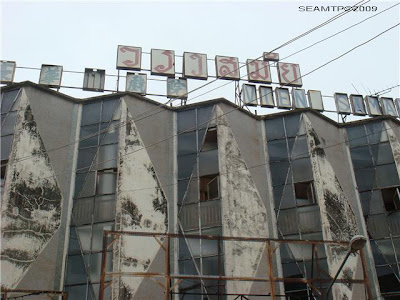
[1, 82, 399, 299]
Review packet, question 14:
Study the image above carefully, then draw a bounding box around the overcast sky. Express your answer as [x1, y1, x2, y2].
[1, 0, 399, 120]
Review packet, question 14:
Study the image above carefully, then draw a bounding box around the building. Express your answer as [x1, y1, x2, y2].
[1, 81, 400, 299]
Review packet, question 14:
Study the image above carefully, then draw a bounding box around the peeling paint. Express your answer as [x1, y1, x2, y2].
[0, 90, 62, 288]
[304, 115, 359, 300]
[216, 106, 269, 295]
[112, 100, 168, 299]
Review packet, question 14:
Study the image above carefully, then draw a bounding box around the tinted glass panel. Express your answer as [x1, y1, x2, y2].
[74, 172, 96, 198]
[100, 121, 119, 145]
[72, 197, 94, 225]
[178, 154, 196, 179]
[97, 144, 118, 170]
[97, 172, 117, 195]
[197, 106, 214, 129]
[292, 158, 313, 182]
[355, 168, 376, 192]
[366, 122, 387, 144]
[178, 131, 197, 156]
[94, 195, 116, 222]
[284, 114, 301, 138]
[101, 100, 119, 122]
[0, 135, 13, 160]
[1, 90, 19, 113]
[376, 164, 399, 188]
[268, 139, 288, 162]
[367, 215, 390, 239]
[79, 124, 99, 148]
[199, 149, 219, 176]
[371, 142, 394, 165]
[178, 109, 196, 133]
[66, 255, 88, 285]
[291, 135, 309, 159]
[81, 102, 101, 126]
[270, 161, 291, 186]
[77, 147, 97, 172]
[265, 118, 285, 141]
[350, 146, 373, 169]
[346, 126, 368, 148]
[1, 111, 17, 136]
[277, 208, 299, 235]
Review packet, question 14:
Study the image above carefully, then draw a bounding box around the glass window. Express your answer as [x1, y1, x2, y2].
[346, 126, 368, 148]
[350, 146, 373, 169]
[200, 175, 219, 201]
[355, 168, 376, 192]
[298, 205, 321, 233]
[76, 225, 92, 252]
[371, 142, 394, 165]
[359, 191, 371, 216]
[367, 215, 390, 239]
[178, 109, 196, 133]
[74, 172, 96, 198]
[265, 118, 285, 141]
[65, 284, 87, 298]
[197, 106, 214, 130]
[376, 164, 400, 188]
[91, 222, 114, 251]
[178, 179, 189, 205]
[72, 197, 94, 225]
[179, 258, 201, 275]
[270, 161, 291, 186]
[279, 184, 296, 210]
[1, 135, 13, 160]
[81, 102, 101, 126]
[68, 227, 82, 255]
[97, 144, 118, 170]
[368, 190, 386, 215]
[178, 131, 197, 156]
[376, 239, 397, 264]
[178, 154, 197, 179]
[101, 100, 119, 122]
[199, 149, 219, 176]
[79, 124, 99, 148]
[268, 139, 288, 162]
[97, 171, 117, 195]
[284, 114, 301, 138]
[100, 121, 119, 145]
[201, 129, 218, 151]
[277, 208, 299, 235]
[94, 195, 116, 222]
[292, 158, 313, 183]
[388, 212, 400, 237]
[366, 122, 387, 144]
[1, 111, 17, 136]
[1, 89, 20, 113]
[291, 135, 309, 160]
[89, 252, 112, 282]
[77, 147, 97, 172]
[381, 187, 400, 212]
[294, 182, 316, 206]
[201, 227, 222, 256]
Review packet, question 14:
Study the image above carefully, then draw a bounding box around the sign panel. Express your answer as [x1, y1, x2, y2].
[277, 62, 302, 87]
[275, 88, 291, 109]
[263, 52, 279, 62]
[215, 56, 240, 80]
[395, 99, 400, 117]
[151, 49, 175, 77]
[246, 59, 272, 84]
[1, 60, 16, 84]
[83, 68, 105, 92]
[308, 90, 324, 111]
[350, 94, 366, 116]
[183, 52, 208, 80]
[126, 73, 147, 95]
[365, 96, 382, 116]
[380, 97, 397, 117]
[334, 93, 351, 114]
[39, 64, 63, 87]
[167, 78, 188, 99]
[242, 84, 257, 106]
[259, 86, 274, 108]
[117, 45, 142, 70]
[292, 89, 308, 109]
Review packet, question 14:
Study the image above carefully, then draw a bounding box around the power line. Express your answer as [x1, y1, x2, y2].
[0, 1, 367, 169]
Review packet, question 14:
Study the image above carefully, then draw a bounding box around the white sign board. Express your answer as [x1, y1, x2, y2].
[292, 89, 308, 109]
[381, 97, 397, 117]
[1, 61, 16, 84]
[365, 96, 382, 116]
[259, 86, 274, 108]
[215, 56, 240, 80]
[350, 94, 366, 116]
[277, 62, 302, 87]
[247, 59, 272, 84]
[167, 78, 188, 99]
[334, 93, 351, 114]
[183, 52, 208, 80]
[151, 49, 175, 76]
[242, 84, 257, 106]
[126, 73, 147, 95]
[308, 90, 324, 111]
[275, 88, 291, 109]
[39, 64, 63, 87]
[117, 45, 142, 70]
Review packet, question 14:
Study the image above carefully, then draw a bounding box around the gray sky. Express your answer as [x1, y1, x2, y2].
[1, 0, 399, 120]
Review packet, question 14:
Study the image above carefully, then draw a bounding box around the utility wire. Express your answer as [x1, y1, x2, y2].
[0, 1, 369, 168]
[4, 22, 398, 184]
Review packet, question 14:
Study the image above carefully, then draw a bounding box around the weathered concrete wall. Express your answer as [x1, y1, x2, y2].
[216, 105, 270, 297]
[112, 100, 168, 299]
[386, 120, 400, 176]
[304, 114, 361, 300]
[1, 89, 63, 288]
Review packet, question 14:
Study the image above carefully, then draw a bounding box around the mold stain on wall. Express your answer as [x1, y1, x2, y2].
[216, 106, 269, 295]
[304, 115, 359, 300]
[112, 100, 168, 299]
[0, 90, 62, 288]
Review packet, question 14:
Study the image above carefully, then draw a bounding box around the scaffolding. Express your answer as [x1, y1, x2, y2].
[0, 289, 67, 300]
[99, 230, 373, 300]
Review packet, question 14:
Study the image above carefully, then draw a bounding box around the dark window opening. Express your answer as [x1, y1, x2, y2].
[381, 187, 400, 212]
[201, 128, 218, 151]
[294, 181, 316, 206]
[200, 175, 219, 201]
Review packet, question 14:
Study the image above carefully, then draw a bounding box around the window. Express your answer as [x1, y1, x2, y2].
[381, 187, 400, 212]
[294, 181, 316, 206]
[200, 175, 219, 201]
